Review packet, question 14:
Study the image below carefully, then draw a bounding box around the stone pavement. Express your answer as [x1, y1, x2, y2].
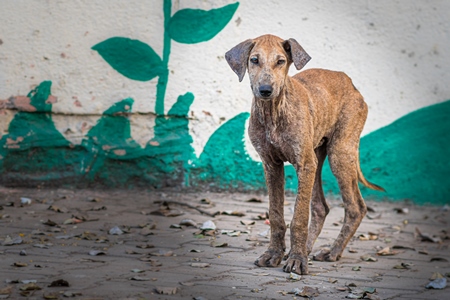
[0, 187, 449, 299]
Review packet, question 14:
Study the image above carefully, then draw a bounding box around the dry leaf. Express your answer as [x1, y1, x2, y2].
[366, 205, 376, 213]
[33, 243, 50, 249]
[140, 226, 155, 236]
[240, 220, 256, 226]
[76, 231, 97, 240]
[179, 219, 196, 227]
[360, 255, 378, 262]
[190, 263, 210, 268]
[63, 217, 83, 225]
[2, 235, 23, 246]
[392, 245, 415, 251]
[62, 291, 82, 297]
[43, 293, 59, 299]
[200, 198, 211, 204]
[430, 257, 449, 262]
[149, 250, 173, 257]
[358, 232, 378, 241]
[376, 247, 401, 256]
[253, 212, 269, 220]
[130, 276, 152, 281]
[13, 262, 28, 267]
[214, 210, 245, 217]
[288, 286, 319, 297]
[393, 262, 412, 269]
[20, 283, 41, 291]
[48, 205, 69, 213]
[48, 279, 69, 287]
[0, 286, 13, 295]
[131, 269, 145, 273]
[154, 287, 178, 295]
[415, 227, 442, 243]
[88, 250, 106, 256]
[211, 242, 228, 248]
[87, 197, 101, 202]
[430, 272, 444, 280]
[366, 213, 382, 220]
[200, 220, 216, 230]
[136, 243, 154, 249]
[348, 248, 358, 253]
[43, 219, 57, 227]
[89, 206, 107, 211]
[393, 207, 409, 214]
[150, 202, 183, 217]
[247, 197, 262, 203]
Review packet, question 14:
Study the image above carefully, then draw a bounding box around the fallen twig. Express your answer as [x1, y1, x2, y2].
[153, 200, 215, 217]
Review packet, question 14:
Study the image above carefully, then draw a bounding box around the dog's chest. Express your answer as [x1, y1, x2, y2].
[254, 123, 297, 163]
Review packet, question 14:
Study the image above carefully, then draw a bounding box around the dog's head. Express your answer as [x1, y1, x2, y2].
[225, 34, 311, 100]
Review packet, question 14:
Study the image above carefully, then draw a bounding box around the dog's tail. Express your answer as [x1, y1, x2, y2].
[357, 158, 385, 192]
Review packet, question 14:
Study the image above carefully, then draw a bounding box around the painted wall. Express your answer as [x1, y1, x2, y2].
[0, 0, 449, 204]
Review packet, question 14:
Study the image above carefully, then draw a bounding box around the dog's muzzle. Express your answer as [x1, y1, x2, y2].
[259, 85, 273, 98]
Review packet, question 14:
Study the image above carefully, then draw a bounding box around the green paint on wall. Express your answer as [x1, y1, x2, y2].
[321, 100, 450, 205]
[0, 81, 68, 152]
[190, 113, 305, 193]
[146, 92, 196, 187]
[79, 98, 151, 186]
[193, 112, 265, 190]
[0, 81, 85, 185]
[168, 2, 239, 44]
[92, 37, 164, 81]
[84, 98, 143, 159]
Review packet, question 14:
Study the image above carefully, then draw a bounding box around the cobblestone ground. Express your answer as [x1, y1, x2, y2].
[0, 187, 449, 299]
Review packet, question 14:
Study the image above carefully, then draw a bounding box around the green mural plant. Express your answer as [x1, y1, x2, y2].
[92, 1, 239, 115]
[90, 0, 239, 187]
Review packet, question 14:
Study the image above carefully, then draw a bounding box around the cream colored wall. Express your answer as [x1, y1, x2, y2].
[1, 0, 449, 159]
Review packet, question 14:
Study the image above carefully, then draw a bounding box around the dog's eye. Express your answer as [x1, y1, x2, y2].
[277, 59, 286, 65]
[250, 57, 259, 64]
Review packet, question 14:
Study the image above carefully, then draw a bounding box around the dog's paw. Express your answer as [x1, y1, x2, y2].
[312, 247, 339, 262]
[283, 253, 308, 275]
[254, 249, 284, 267]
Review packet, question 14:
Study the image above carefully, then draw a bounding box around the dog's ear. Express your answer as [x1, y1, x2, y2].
[283, 38, 311, 70]
[225, 39, 255, 82]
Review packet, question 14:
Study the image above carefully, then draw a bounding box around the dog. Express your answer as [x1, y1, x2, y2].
[225, 34, 384, 275]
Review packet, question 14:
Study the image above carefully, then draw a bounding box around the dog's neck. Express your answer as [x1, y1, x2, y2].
[253, 77, 293, 129]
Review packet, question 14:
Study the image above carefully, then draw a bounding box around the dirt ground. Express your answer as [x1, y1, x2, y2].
[0, 187, 449, 300]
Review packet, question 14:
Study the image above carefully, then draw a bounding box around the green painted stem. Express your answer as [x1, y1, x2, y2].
[155, 0, 172, 115]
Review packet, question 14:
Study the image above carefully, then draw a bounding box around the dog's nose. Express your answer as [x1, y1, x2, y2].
[259, 85, 273, 98]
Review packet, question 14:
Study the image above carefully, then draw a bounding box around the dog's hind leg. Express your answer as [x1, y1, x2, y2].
[313, 103, 368, 262]
[306, 143, 329, 255]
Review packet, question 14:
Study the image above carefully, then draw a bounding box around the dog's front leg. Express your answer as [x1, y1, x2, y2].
[283, 153, 317, 275]
[254, 161, 286, 268]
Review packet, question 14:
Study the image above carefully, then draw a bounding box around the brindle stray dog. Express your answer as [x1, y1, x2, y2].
[225, 34, 384, 275]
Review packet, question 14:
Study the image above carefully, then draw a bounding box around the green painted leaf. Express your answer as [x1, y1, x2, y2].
[92, 37, 164, 81]
[168, 2, 239, 44]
